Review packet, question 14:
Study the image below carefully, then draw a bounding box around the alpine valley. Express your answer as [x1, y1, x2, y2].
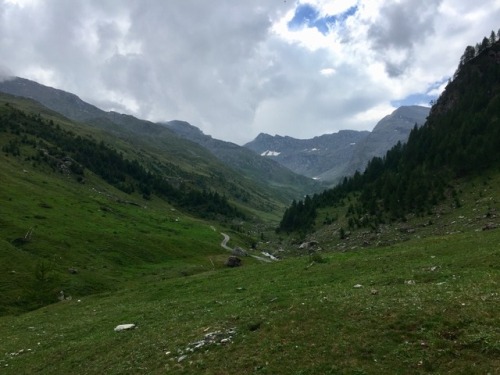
[0, 35, 499, 375]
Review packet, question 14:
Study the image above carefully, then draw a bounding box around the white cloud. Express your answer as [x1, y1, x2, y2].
[0, 0, 499, 144]
[320, 68, 336, 76]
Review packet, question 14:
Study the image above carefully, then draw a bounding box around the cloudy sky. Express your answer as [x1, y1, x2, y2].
[1, 0, 499, 144]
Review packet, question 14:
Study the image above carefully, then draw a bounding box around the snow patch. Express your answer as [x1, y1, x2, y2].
[261, 150, 281, 156]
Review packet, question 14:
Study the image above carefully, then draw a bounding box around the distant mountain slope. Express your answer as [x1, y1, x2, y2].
[0, 77, 314, 207]
[162, 120, 321, 197]
[244, 130, 369, 181]
[244, 106, 428, 184]
[341, 105, 430, 179]
[0, 77, 162, 136]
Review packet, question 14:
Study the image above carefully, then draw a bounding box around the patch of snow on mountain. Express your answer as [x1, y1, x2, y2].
[261, 150, 281, 156]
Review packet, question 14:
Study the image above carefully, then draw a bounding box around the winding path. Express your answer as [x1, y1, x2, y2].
[220, 233, 232, 251]
[219, 233, 273, 263]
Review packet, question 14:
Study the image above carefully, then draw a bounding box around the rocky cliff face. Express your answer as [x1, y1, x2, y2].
[341, 105, 430, 180]
[245, 105, 430, 184]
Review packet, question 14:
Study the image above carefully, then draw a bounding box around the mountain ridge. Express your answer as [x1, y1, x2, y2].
[341, 105, 430, 180]
[0, 77, 318, 204]
[161, 119, 321, 197]
[244, 105, 429, 183]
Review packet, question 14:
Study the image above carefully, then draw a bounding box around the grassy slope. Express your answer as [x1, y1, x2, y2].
[1, 167, 499, 373]
[0, 93, 287, 221]
[0, 94, 284, 315]
[1, 92, 499, 373]
[0, 146, 234, 312]
[1, 96, 499, 372]
[0, 228, 498, 374]
[308, 171, 500, 252]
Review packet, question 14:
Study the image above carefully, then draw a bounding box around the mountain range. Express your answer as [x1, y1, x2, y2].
[0, 77, 318, 207]
[244, 105, 430, 184]
[0, 77, 432, 190]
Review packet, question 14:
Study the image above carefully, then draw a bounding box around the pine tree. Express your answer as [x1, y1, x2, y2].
[479, 37, 490, 52]
[490, 30, 497, 45]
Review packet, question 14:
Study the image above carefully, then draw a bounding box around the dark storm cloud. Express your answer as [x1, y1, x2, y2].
[367, 0, 443, 77]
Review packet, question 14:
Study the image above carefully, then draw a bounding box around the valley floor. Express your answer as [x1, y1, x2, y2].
[1, 228, 498, 374]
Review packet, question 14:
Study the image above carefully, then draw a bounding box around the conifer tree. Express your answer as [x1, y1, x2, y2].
[490, 30, 497, 45]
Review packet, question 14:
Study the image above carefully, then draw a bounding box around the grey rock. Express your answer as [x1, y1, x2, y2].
[114, 324, 136, 332]
[231, 247, 248, 257]
[225, 256, 242, 267]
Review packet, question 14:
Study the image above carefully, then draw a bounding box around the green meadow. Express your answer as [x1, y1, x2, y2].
[1, 228, 498, 374]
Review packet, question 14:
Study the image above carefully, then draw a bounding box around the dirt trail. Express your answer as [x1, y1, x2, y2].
[220, 233, 231, 250]
[219, 233, 272, 263]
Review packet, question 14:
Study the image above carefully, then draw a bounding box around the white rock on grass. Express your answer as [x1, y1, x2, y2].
[353, 284, 363, 288]
[114, 324, 136, 332]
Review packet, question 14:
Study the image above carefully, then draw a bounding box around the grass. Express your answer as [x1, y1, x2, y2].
[0, 229, 498, 374]
[307, 171, 500, 252]
[0, 143, 244, 314]
[1, 94, 499, 373]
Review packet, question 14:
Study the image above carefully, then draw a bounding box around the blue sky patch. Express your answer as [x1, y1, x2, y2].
[332, 6, 358, 23]
[391, 78, 449, 107]
[391, 93, 435, 107]
[288, 4, 358, 35]
[288, 4, 320, 29]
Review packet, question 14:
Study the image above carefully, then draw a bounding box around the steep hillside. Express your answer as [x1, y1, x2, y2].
[340, 105, 429, 180]
[245, 130, 369, 181]
[279, 39, 500, 234]
[163, 120, 320, 199]
[0, 78, 317, 206]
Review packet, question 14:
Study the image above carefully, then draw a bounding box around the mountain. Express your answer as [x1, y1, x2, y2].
[280, 39, 500, 233]
[244, 130, 369, 181]
[162, 120, 320, 198]
[341, 105, 430, 180]
[0, 77, 316, 207]
[244, 105, 429, 184]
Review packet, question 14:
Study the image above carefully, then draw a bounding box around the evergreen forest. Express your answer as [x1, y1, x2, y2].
[279, 33, 500, 234]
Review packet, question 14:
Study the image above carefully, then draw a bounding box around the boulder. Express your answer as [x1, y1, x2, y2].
[231, 247, 248, 257]
[299, 240, 319, 249]
[225, 256, 242, 267]
[114, 323, 136, 332]
[482, 222, 497, 231]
